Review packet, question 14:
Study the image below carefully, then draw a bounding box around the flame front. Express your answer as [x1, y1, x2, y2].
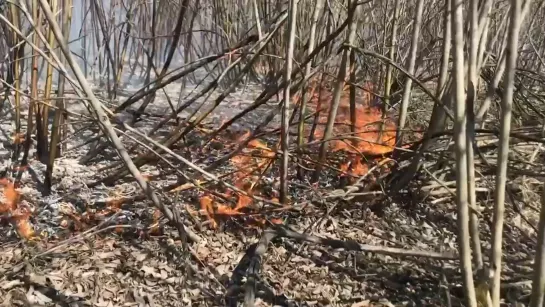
[306, 82, 397, 156]
[198, 81, 401, 228]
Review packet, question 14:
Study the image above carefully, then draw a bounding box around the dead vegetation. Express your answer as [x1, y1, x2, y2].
[0, 0, 545, 306]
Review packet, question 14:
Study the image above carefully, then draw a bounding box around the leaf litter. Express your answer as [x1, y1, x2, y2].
[0, 80, 538, 306]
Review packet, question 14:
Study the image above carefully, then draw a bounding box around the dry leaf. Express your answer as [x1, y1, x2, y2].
[170, 182, 195, 192]
[142, 174, 153, 181]
[351, 300, 371, 307]
[234, 194, 252, 211]
[106, 198, 125, 209]
[248, 139, 269, 150]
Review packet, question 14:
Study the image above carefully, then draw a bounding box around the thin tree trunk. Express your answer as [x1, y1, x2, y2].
[313, 0, 358, 182]
[390, 0, 451, 193]
[394, 0, 424, 147]
[297, 0, 323, 179]
[451, 0, 477, 304]
[380, 0, 401, 140]
[489, 0, 522, 304]
[466, 0, 484, 271]
[280, 0, 298, 204]
[530, 174, 545, 307]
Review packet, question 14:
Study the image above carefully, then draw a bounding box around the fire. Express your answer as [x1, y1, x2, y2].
[340, 155, 369, 177]
[196, 81, 406, 229]
[198, 191, 261, 229]
[196, 132, 280, 228]
[230, 132, 276, 183]
[307, 82, 397, 156]
[199, 196, 217, 228]
[0, 178, 35, 239]
[12, 133, 25, 145]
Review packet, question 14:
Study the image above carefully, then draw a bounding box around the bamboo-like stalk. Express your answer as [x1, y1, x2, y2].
[297, 0, 324, 179]
[307, 71, 327, 144]
[375, 0, 389, 93]
[9, 2, 23, 153]
[252, 0, 263, 41]
[131, 0, 159, 121]
[476, 14, 493, 72]
[475, 0, 531, 122]
[348, 5, 360, 150]
[307, 10, 335, 145]
[125, 35, 140, 84]
[182, 1, 200, 87]
[39, 0, 59, 162]
[490, 0, 522, 305]
[530, 163, 545, 307]
[451, 0, 477, 304]
[130, 0, 190, 117]
[82, 0, 88, 77]
[387, 0, 452, 193]
[116, 2, 134, 87]
[46, 0, 73, 191]
[477, 11, 508, 97]
[521, 20, 545, 300]
[466, 0, 484, 273]
[394, 0, 423, 147]
[278, 0, 298, 204]
[313, 0, 358, 182]
[20, 1, 42, 168]
[436, 0, 451, 104]
[382, 0, 400, 114]
[91, 0, 116, 96]
[60, 0, 73, 155]
[376, 0, 401, 145]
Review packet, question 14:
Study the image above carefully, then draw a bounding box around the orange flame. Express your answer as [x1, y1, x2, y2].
[304, 81, 405, 184]
[196, 81, 409, 229]
[12, 133, 25, 145]
[199, 196, 217, 229]
[0, 178, 35, 239]
[307, 83, 396, 156]
[340, 155, 369, 178]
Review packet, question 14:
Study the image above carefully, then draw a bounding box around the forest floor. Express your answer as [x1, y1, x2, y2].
[0, 79, 540, 307]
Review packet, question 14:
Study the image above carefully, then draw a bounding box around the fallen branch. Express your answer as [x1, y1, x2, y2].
[238, 224, 457, 306]
[244, 229, 277, 307]
[274, 225, 457, 260]
[122, 122, 285, 209]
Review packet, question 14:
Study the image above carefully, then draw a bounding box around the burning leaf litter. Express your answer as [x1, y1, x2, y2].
[0, 82, 470, 307]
